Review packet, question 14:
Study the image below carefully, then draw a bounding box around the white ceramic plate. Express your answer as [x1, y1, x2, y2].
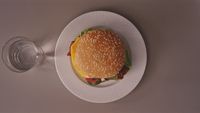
[55, 11, 147, 103]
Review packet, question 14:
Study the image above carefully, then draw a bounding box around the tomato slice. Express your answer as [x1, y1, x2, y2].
[85, 78, 101, 85]
[67, 41, 75, 56]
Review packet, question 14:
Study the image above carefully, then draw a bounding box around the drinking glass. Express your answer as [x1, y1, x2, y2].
[2, 36, 44, 72]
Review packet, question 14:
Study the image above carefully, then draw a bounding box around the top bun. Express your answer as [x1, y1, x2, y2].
[72, 28, 125, 78]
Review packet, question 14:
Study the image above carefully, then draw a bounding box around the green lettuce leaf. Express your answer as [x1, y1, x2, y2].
[125, 50, 131, 67]
[79, 28, 93, 37]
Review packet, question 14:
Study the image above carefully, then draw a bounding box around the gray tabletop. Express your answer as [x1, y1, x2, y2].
[0, 0, 200, 113]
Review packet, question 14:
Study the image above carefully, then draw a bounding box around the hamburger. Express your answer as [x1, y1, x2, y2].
[67, 28, 131, 86]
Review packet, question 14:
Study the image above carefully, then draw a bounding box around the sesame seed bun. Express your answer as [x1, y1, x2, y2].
[71, 28, 125, 78]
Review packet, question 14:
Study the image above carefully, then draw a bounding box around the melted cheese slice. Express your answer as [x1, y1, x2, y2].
[71, 37, 88, 78]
